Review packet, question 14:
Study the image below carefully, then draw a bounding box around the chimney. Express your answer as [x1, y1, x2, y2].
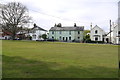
[54, 23, 57, 27]
[74, 23, 77, 27]
[34, 23, 37, 28]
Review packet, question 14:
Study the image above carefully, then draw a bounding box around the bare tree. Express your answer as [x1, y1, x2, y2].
[0, 2, 31, 39]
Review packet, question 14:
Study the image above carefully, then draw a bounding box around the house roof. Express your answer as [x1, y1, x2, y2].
[2, 31, 12, 36]
[32, 26, 47, 31]
[49, 26, 84, 31]
[91, 25, 104, 32]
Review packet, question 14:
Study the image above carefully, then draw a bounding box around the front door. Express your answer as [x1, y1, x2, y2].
[66, 37, 68, 42]
[106, 38, 109, 43]
[63, 37, 64, 41]
[103, 38, 104, 42]
[95, 37, 98, 41]
[5, 37, 7, 40]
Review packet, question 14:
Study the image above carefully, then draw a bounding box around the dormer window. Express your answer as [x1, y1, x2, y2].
[95, 30, 98, 34]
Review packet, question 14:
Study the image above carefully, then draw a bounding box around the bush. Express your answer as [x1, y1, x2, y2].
[85, 39, 91, 43]
[42, 34, 47, 40]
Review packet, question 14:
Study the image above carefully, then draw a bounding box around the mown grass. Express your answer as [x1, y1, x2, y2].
[2, 40, 118, 78]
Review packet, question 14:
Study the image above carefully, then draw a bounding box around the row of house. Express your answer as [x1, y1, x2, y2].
[49, 23, 120, 44]
[0, 23, 84, 42]
[0, 22, 120, 44]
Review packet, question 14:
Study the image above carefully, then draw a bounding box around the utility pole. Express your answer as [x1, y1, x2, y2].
[90, 22, 92, 30]
[110, 20, 112, 44]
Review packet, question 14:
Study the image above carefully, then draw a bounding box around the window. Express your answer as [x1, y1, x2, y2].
[59, 36, 61, 40]
[59, 31, 62, 34]
[69, 31, 71, 35]
[118, 31, 120, 34]
[52, 31, 54, 34]
[78, 37, 80, 39]
[69, 37, 71, 40]
[95, 30, 98, 34]
[95, 37, 98, 41]
[119, 38, 120, 41]
[78, 31, 80, 34]
[33, 35, 36, 39]
[32, 30, 36, 33]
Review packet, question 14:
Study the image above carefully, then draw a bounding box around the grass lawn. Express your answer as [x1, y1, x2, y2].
[2, 40, 118, 78]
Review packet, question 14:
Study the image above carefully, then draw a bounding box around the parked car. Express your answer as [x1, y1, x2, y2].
[46, 39, 58, 42]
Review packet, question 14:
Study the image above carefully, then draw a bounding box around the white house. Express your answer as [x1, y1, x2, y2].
[106, 24, 120, 44]
[49, 23, 84, 42]
[112, 24, 120, 44]
[90, 23, 120, 44]
[105, 1, 120, 44]
[28, 24, 47, 41]
[90, 25, 106, 41]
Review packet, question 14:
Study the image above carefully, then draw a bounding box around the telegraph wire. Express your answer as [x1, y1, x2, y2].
[29, 9, 91, 24]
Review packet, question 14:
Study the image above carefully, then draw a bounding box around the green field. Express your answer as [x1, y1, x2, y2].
[2, 40, 118, 78]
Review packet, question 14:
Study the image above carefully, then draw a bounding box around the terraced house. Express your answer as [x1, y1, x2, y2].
[49, 23, 84, 42]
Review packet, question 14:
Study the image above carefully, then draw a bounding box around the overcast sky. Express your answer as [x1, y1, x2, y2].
[0, 0, 119, 32]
